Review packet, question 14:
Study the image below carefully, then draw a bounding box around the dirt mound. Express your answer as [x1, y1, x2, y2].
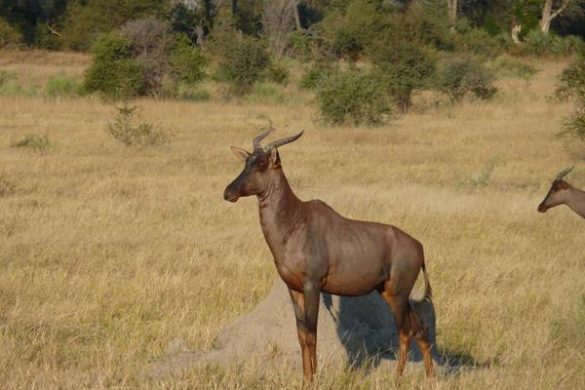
[149, 278, 439, 378]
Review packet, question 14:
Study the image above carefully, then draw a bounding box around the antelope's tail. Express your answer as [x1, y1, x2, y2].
[411, 262, 432, 303]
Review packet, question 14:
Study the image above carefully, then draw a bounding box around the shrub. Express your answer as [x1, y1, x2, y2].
[522, 30, 583, 57]
[83, 32, 145, 100]
[435, 56, 497, 102]
[0, 18, 22, 48]
[214, 33, 271, 96]
[120, 17, 174, 98]
[453, 28, 503, 57]
[555, 56, 585, 102]
[489, 55, 537, 81]
[170, 34, 207, 86]
[319, 0, 389, 60]
[245, 82, 286, 104]
[370, 39, 436, 112]
[316, 69, 392, 125]
[107, 103, 167, 147]
[557, 56, 585, 157]
[266, 62, 290, 86]
[45, 75, 82, 98]
[14, 134, 51, 152]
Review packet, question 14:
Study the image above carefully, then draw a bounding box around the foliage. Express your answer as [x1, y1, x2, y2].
[83, 32, 145, 100]
[214, 32, 271, 96]
[319, 0, 390, 60]
[107, 103, 167, 147]
[13, 134, 51, 152]
[316, 69, 392, 125]
[453, 26, 503, 57]
[556, 56, 585, 101]
[61, 0, 168, 51]
[170, 34, 208, 86]
[266, 62, 290, 85]
[557, 55, 585, 156]
[370, 39, 437, 112]
[489, 54, 537, 80]
[523, 30, 584, 57]
[0, 17, 22, 48]
[435, 56, 498, 102]
[120, 18, 174, 98]
[45, 75, 82, 98]
[245, 82, 287, 104]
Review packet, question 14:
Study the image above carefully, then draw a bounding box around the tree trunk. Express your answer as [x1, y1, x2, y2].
[447, 0, 457, 33]
[540, 0, 571, 34]
[292, 0, 302, 31]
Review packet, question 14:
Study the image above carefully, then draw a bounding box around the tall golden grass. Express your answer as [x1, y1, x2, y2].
[0, 50, 583, 389]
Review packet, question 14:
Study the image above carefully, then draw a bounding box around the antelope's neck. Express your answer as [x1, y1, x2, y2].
[566, 186, 585, 219]
[257, 169, 303, 255]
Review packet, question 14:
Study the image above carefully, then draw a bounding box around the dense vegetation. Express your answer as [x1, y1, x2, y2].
[1, 0, 584, 125]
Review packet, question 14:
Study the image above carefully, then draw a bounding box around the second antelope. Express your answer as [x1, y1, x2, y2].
[538, 166, 585, 219]
[223, 130, 434, 382]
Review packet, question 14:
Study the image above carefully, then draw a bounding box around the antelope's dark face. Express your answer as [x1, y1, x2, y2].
[538, 166, 575, 213]
[223, 129, 303, 203]
[538, 180, 570, 213]
[223, 148, 280, 202]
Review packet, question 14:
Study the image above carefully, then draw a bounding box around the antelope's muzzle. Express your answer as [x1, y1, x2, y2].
[223, 185, 240, 203]
[537, 203, 547, 213]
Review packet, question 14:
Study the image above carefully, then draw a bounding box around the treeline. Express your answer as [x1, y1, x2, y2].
[1, 0, 584, 52]
[2, 0, 585, 130]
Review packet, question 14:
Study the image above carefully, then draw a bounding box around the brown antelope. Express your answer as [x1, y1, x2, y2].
[538, 166, 585, 219]
[223, 130, 434, 382]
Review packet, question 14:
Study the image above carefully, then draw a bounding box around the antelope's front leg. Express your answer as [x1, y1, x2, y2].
[302, 280, 320, 382]
[288, 288, 310, 380]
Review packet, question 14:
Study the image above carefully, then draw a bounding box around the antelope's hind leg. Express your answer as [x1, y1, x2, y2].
[380, 280, 435, 378]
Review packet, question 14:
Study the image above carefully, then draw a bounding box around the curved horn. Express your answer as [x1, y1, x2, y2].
[264, 131, 304, 151]
[252, 128, 274, 151]
[555, 166, 575, 181]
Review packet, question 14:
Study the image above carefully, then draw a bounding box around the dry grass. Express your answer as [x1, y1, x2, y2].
[0, 51, 584, 389]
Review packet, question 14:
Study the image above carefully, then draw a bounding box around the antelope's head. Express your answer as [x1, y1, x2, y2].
[538, 166, 574, 213]
[223, 129, 303, 202]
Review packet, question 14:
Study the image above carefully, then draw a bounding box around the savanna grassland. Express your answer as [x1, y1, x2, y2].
[0, 50, 584, 389]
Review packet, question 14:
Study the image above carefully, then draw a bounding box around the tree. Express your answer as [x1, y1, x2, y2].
[447, 0, 457, 33]
[262, 0, 297, 57]
[540, 0, 572, 33]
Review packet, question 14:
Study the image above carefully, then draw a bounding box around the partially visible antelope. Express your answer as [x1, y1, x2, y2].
[223, 130, 434, 382]
[538, 166, 585, 219]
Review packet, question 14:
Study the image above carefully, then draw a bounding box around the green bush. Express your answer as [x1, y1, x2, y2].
[557, 56, 585, 157]
[266, 62, 290, 86]
[453, 28, 503, 57]
[45, 75, 82, 98]
[370, 39, 436, 112]
[177, 88, 211, 102]
[319, 0, 389, 60]
[83, 32, 145, 100]
[523, 30, 583, 57]
[14, 134, 51, 152]
[435, 56, 497, 102]
[107, 103, 167, 147]
[489, 55, 537, 80]
[245, 82, 286, 104]
[556, 56, 585, 102]
[316, 69, 392, 126]
[214, 33, 271, 96]
[0, 18, 23, 48]
[170, 34, 207, 86]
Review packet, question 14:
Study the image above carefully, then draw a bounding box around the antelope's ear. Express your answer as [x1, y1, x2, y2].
[269, 148, 281, 168]
[230, 146, 251, 161]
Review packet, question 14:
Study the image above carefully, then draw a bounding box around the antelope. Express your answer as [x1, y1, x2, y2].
[538, 166, 585, 219]
[223, 130, 434, 382]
